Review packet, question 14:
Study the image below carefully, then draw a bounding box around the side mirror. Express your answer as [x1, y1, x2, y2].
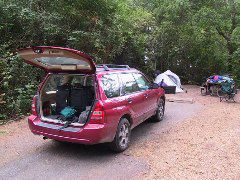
[150, 83, 159, 89]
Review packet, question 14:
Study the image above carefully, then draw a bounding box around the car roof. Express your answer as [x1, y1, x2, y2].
[96, 64, 140, 75]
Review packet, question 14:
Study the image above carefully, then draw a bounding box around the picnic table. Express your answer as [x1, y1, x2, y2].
[200, 75, 228, 96]
[200, 75, 236, 101]
[200, 81, 222, 96]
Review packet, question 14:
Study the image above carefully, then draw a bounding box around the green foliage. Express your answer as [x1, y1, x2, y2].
[0, 55, 44, 119]
[148, 0, 240, 83]
[1, 0, 240, 122]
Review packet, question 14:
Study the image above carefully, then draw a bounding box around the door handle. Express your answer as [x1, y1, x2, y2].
[127, 98, 133, 104]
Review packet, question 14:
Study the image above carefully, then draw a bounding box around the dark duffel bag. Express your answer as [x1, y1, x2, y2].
[70, 86, 94, 115]
[56, 84, 71, 114]
[163, 86, 176, 94]
[70, 87, 86, 114]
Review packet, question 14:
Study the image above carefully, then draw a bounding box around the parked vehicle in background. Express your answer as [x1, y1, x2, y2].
[18, 46, 165, 152]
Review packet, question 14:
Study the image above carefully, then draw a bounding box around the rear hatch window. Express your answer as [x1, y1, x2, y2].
[18, 46, 96, 73]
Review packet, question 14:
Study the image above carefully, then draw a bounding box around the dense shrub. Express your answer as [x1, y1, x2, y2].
[0, 0, 240, 123]
[0, 54, 44, 121]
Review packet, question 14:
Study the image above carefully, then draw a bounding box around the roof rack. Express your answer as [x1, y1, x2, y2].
[96, 64, 131, 71]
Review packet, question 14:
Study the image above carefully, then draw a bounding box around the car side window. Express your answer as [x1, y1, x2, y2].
[101, 74, 120, 98]
[120, 73, 139, 95]
[133, 73, 150, 91]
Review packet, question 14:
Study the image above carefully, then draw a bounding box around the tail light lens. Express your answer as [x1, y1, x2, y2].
[32, 95, 38, 116]
[89, 101, 105, 124]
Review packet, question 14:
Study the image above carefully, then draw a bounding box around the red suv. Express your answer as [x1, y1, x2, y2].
[18, 46, 165, 152]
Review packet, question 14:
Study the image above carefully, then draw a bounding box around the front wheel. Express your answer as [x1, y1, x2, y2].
[153, 98, 165, 122]
[109, 118, 131, 152]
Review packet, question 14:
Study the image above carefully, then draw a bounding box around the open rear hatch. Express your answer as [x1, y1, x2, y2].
[18, 47, 97, 128]
[18, 46, 96, 73]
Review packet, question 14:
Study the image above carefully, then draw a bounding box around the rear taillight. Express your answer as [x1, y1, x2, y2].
[89, 101, 105, 124]
[32, 95, 38, 116]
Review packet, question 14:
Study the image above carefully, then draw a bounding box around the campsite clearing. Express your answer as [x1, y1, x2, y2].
[130, 85, 240, 179]
[0, 85, 240, 179]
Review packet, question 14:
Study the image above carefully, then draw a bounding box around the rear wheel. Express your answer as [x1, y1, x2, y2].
[153, 98, 165, 122]
[110, 118, 131, 152]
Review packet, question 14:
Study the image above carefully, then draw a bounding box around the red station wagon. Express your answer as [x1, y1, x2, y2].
[18, 46, 165, 152]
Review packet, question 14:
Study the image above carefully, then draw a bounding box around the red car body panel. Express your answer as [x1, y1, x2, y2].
[28, 115, 114, 144]
[19, 46, 165, 145]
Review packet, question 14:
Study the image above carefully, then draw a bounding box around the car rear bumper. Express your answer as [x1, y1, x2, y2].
[28, 115, 113, 144]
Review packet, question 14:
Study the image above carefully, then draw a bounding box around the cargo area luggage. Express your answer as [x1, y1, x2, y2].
[56, 84, 71, 114]
[40, 74, 95, 126]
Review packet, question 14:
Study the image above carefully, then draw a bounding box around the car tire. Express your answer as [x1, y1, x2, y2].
[153, 98, 165, 122]
[109, 118, 131, 152]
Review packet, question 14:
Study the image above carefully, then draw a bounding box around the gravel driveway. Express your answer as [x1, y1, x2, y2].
[0, 85, 239, 179]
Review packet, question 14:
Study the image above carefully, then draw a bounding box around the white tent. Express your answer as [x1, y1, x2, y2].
[154, 70, 183, 93]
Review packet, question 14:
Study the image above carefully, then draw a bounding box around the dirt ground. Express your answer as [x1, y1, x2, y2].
[130, 85, 240, 179]
[0, 85, 240, 179]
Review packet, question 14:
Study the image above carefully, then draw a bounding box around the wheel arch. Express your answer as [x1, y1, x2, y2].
[161, 95, 165, 101]
[159, 95, 165, 105]
[121, 114, 133, 127]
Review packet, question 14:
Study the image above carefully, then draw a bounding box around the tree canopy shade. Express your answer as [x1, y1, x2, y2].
[0, 0, 240, 121]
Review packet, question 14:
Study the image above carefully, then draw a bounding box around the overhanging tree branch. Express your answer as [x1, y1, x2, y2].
[216, 27, 230, 42]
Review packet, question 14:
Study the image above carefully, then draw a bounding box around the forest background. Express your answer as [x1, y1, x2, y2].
[0, 0, 239, 122]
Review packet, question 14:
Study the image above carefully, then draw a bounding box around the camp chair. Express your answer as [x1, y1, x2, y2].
[217, 80, 237, 102]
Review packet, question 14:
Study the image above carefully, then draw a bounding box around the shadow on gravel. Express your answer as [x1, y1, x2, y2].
[41, 118, 157, 157]
[40, 141, 112, 160]
[130, 119, 157, 145]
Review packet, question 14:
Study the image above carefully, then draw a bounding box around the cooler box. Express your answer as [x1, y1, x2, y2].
[163, 86, 176, 94]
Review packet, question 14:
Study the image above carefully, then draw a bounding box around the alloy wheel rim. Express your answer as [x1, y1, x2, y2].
[119, 123, 129, 147]
[158, 102, 164, 119]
